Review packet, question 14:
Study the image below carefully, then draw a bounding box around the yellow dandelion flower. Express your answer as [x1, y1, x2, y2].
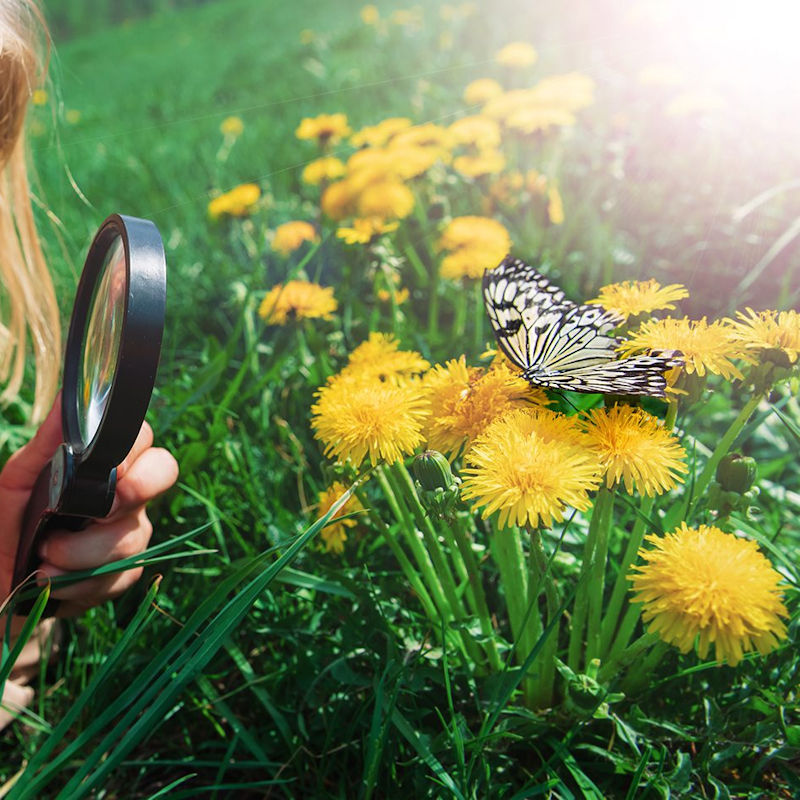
[547, 184, 564, 225]
[495, 41, 538, 69]
[526, 170, 548, 195]
[453, 150, 506, 178]
[481, 88, 537, 121]
[295, 113, 351, 145]
[462, 407, 601, 529]
[583, 404, 688, 495]
[729, 308, 800, 365]
[422, 357, 537, 456]
[438, 216, 512, 280]
[65, 109, 81, 124]
[506, 106, 577, 134]
[360, 4, 380, 25]
[311, 373, 429, 467]
[463, 78, 504, 106]
[630, 523, 788, 666]
[321, 180, 358, 220]
[302, 156, 347, 185]
[32, 88, 47, 105]
[207, 183, 261, 220]
[529, 73, 595, 110]
[259, 280, 337, 324]
[377, 287, 409, 304]
[317, 482, 364, 554]
[345, 148, 399, 188]
[336, 217, 399, 245]
[356, 181, 415, 220]
[346, 145, 431, 188]
[448, 116, 502, 149]
[440, 249, 503, 281]
[487, 171, 526, 207]
[383, 144, 444, 178]
[299, 29, 315, 45]
[438, 215, 511, 255]
[220, 116, 244, 137]
[271, 221, 319, 255]
[351, 117, 412, 148]
[390, 123, 456, 153]
[589, 279, 689, 322]
[341, 332, 429, 383]
[619, 317, 746, 380]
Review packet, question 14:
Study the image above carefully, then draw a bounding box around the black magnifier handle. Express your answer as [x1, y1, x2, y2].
[10, 213, 165, 617]
[11, 444, 116, 613]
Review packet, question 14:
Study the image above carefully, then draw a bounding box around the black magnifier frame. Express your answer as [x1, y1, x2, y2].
[11, 214, 166, 611]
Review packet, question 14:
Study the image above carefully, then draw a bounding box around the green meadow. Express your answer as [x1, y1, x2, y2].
[2, 0, 799, 796]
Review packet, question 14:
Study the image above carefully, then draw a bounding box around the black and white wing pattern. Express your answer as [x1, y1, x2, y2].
[483, 257, 681, 397]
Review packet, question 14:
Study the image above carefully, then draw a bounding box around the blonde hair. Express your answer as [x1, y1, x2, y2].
[0, 0, 60, 423]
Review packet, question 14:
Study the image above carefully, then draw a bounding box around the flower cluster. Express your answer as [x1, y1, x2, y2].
[312, 329, 691, 530]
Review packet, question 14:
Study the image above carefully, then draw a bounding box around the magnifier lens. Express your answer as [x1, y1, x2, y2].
[77, 236, 127, 447]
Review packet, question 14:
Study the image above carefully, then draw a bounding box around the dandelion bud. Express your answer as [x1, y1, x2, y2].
[413, 451, 462, 520]
[413, 450, 457, 492]
[716, 453, 757, 494]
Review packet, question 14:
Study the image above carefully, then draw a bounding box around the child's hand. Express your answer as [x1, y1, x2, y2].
[0, 395, 178, 616]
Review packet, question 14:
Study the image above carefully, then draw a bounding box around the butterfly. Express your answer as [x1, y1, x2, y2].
[483, 256, 682, 397]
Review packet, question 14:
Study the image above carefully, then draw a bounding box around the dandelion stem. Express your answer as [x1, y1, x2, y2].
[585, 484, 616, 664]
[360, 496, 439, 623]
[597, 631, 660, 684]
[568, 484, 613, 671]
[387, 463, 486, 667]
[473, 280, 485, 355]
[391, 463, 471, 622]
[453, 279, 468, 342]
[376, 466, 453, 624]
[605, 600, 643, 666]
[684, 392, 764, 520]
[427, 270, 440, 343]
[490, 526, 530, 651]
[491, 526, 546, 704]
[618, 640, 670, 695]
[450, 514, 503, 672]
[527, 527, 560, 707]
[598, 494, 655, 659]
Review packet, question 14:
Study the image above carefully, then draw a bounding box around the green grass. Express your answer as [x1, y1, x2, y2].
[2, 0, 799, 797]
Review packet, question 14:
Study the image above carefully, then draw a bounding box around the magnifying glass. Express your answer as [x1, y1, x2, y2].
[12, 213, 166, 613]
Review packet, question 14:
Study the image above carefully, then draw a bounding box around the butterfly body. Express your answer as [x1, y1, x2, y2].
[483, 256, 681, 397]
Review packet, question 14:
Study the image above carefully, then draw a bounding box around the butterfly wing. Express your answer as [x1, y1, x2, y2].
[483, 257, 680, 397]
[483, 256, 569, 369]
[523, 353, 681, 396]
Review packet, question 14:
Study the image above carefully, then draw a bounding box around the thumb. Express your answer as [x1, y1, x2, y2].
[0, 393, 63, 493]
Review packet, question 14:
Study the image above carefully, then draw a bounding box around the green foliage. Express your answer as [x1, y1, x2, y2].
[1, 0, 799, 797]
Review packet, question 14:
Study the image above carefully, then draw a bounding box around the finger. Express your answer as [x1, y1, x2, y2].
[105, 447, 179, 520]
[39, 507, 153, 571]
[47, 566, 145, 614]
[115, 421, 155, 480]
[0, 394, 62, 492]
